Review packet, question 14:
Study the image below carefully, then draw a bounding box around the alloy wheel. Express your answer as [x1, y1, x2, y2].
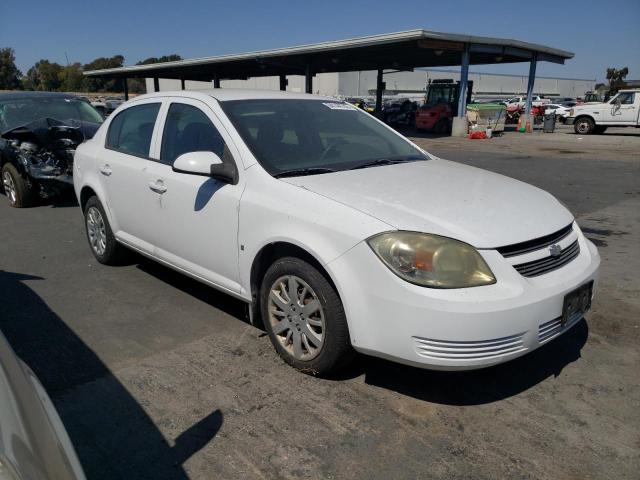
[2, 171, 16, 205]
[86, 206, 107, 256]
[267, 275, 325, 361]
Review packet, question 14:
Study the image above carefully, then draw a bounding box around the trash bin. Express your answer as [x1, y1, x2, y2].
[543, 113, 556, 133]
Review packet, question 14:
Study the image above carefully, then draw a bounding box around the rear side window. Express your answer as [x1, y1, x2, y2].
[106, 103, 160, 157]
[160, 103, 226, 165]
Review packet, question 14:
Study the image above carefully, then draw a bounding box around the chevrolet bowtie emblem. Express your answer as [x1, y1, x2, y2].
[549, 244, 562, 258]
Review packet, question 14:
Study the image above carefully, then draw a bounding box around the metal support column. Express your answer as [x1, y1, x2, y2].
[456, 44, 470, 118]
[153, 77, 159, 92]
[180, 78, 185, 90]
[213, 76, 221, 88]
[375, 69, 384, 113]
[524, 53, 538, 115]
[279, 75, 288, 91]
[305, 65, 313, 94]
[123, 77, 128, 100]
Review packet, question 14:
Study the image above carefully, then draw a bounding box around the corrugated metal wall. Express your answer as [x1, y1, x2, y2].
[147, 69, 594, 100]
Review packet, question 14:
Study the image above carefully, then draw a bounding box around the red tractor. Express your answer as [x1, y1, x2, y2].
[415, 79, 473, 133]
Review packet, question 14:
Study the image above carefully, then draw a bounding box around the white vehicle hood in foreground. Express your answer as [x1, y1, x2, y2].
[282, 159, 573, 248]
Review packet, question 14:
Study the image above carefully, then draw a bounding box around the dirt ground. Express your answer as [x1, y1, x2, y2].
[0, 124, 638, 479]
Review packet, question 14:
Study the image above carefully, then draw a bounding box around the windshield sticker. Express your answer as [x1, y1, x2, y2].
[323, 102, 357, 111]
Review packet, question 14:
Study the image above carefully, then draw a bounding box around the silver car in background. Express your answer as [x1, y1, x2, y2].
[0, 330, 85, 480]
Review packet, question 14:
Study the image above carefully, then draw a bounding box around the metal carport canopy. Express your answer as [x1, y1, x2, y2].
[83, 29, 573, 81]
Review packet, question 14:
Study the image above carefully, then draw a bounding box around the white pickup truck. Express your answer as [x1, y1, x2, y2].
[566, 89, 640, 134]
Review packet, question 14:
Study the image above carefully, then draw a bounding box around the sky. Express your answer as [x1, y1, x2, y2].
[2, 0, 639, 83]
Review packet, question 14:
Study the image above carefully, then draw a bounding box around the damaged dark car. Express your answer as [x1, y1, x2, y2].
[0, 92, 103, 207]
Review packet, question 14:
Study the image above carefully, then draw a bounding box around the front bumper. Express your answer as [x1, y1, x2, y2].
[328, 226, 600, 370]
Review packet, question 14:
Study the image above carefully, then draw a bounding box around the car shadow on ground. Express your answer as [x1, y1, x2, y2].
[394, 126, 451, 139]
[134, 256, 249, 322]
[0, 269, 223, 480]
[0, 190, 79, 208]
[121, 252, 589, 406]
[128, 253, 589, 406]
[335, 319, 588, 405]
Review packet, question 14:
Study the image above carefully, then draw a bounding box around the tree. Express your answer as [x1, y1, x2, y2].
[59, 62, 84, 92]
[0, 47, 22, 90]
[82, 55, 125, 92]
[24, 60, 63, 91]
[605, 67, 629, 96]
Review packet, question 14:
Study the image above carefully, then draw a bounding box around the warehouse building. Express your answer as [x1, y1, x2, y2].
[146, 68, 595, 101]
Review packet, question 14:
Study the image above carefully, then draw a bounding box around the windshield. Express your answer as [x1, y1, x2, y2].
[0, 97, 104, 132]
[220, 99, 428, 176]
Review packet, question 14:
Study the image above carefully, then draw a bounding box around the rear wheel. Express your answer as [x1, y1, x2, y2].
[260, 257, 354, 375]
[2, 163, 35, 208]
[574, 117, 595, 134]
[433, 118, 450, 134]
[83, 196, 126, 265]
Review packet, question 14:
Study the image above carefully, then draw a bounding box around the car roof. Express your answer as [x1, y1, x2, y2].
[0, 91, 78, 101]
[130, 89, 338, 103]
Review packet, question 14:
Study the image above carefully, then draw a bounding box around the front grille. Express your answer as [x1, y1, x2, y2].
[538, 317, 563, 343]
[413, 332, 526, 361]
[538, 312, 582, 344]
[497, 224, 573, 258]
[513, 240, 580, 277]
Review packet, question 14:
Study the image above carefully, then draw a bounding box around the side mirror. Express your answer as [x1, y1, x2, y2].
[172, 151, 238, 184]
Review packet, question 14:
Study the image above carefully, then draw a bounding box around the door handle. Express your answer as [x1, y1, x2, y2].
[99, 164, 112, 176]
[148, 180, 167, 194]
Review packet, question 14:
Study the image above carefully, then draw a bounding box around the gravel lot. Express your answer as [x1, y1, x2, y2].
[1, 125, 638, 479]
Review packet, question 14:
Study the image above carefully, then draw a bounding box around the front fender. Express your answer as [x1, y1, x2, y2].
[237, 168, 391, 298]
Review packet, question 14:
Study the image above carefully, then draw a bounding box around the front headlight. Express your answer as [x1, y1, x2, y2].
[367, 232, 496, 288]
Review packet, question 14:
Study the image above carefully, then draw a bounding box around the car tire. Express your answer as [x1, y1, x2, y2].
[574, 117, 595, 134]
[83, 196, 126, 265]
[434, 118, 450, 134]
[260, 256, 354, 376]
[2, 163, 35, 208]
[594, 125, 608, 134]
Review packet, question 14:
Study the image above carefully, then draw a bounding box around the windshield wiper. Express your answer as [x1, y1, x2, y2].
[349, 156, 422, 170]
[274, 167, 337, 178]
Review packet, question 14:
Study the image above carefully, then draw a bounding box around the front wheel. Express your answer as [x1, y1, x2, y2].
[574, 117, 595, 134]
[2, 163, 35, 208]
[260, 257, 354, 375]
[594, 125, 608, 134]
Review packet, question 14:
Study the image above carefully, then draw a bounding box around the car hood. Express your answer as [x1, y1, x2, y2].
[281, 159, 573, 248]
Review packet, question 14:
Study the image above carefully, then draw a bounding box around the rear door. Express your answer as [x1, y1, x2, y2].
[144, 97, 243, 293]
[99, 99, 162, 253]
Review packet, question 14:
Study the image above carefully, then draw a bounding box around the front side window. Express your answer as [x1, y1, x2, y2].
[221, 99, 427, 176]
[106, 103, 160, 157]
[160, 103, 226, 165]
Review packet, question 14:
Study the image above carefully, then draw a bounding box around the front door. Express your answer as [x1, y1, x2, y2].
[145, 98, 243, 294]
[603, 92, 637, 124]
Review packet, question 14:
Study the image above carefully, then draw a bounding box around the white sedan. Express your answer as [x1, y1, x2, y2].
[544, 103, 572, 121]
[73, 90, 600, 375]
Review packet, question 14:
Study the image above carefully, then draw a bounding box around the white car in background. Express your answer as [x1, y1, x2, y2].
[544, 103, 572, 121]
[73, 89, 600, 375]
[505, 95, 549, 108]
[0, 330, 85, 479]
